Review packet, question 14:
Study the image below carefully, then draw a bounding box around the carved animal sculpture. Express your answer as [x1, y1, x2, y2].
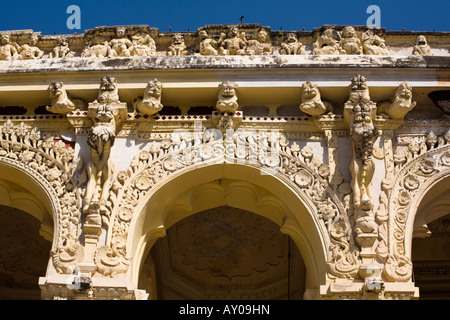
[167, 33, 188, 56]
[299, 81, 333, 116]
[280, 32, 304, 55]
[216, 81, 239, 113]
[94, 245, 130, 277]
[348, 74, 371, 104]
[51, 242, 84, 274]
[133, 79, 164, 116]
[97, 76, 119, 103]
[46, 81, 76, 114]
[84, 104, 116, 213]
[378, 82, 416, 119]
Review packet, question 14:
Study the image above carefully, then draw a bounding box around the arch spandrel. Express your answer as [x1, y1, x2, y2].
[100, 134, 358, 293]
[382, 137, 450, 283]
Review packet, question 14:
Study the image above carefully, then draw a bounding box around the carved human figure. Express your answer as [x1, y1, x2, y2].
[216, 81, 239, 113]
[84, 103, 116, 214]
[198, 30, 225, 55]
[96, 75, 120, 103]
[109, 27, 133, 57]
[219, 26, 247, 55]
[412, 35, 432, 56]
[378, 81, 417, 119]
[313, 29, 341, 55]
[130, 31, 156, 56]
[51, 38, 75, 59]
[362, 30, 389, 55]
[0, 34, 21, 60]
[299, 81, 333, 116]
[133, 79, 164, 116]
[280, 32, 305, 55]
[246, 29, 273, 55]
[46, 81, 76, 114]
[81, 36, 112, 58]
[339, 26, 362, 55]
[166, 33, 188, 56]
[18, 34, 44, 60]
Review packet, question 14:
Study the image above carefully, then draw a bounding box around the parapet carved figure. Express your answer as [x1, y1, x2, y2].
[216, 81, 239, 113]
[84, 103, 116, 214]
[50, 38, 75, 59]
[313, 29, 341, 55]
[46, 81, 76, 114]
[96, 75, 120, 103]
[17, 34, 44, 60]
[109, 27, 133, 57]
[219, 26, 247, 55]
[130, 31, 156, 56]
[198, 30, 225, 55]
[299, 81, 333, 116]
[133, 79, 164, 116]
[412, 35, 432, 56]
[167, 33, 188, 56]
[339, 26, 362, 55]
[81, 36, 112, 58]
[0, 34, 21, 60]
[362, 30, 389, 55]
[246, 29, 273, 55]
[378, 81, 417, 119]
[280, 32, 305, 55]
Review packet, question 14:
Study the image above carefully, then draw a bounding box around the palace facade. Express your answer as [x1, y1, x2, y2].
[0, 24, 449, 300]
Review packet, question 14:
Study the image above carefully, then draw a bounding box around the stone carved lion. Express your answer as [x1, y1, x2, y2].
[413, 35, 432, 56]
[348, 74, 371, 104]
[299, 81, 333, 116]
[96, 75, 119, 103]
[216, 81, 239, 113]
[133, 79, 164, 116]
[378, 82, 416, 119]
[280, 32, 305, 55]
[46, 81, 76, 114]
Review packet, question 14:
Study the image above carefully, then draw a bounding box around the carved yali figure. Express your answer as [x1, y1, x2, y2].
[167, 33, 188, 56]
[198, 30, 225, 55]
[46, 81, 76, 114]
[313, 29, 341, 55]
[133, 79, 164, 116]
[17, 34, 44, 60]
[348, 74, 371, 104]
[109, 27, 133, 57]
[216, 81, 239, 113]
[378, 82, 417, 119]
[84, 103, 116, 214]
[96, 75, 120, 103]
[339, 26, 362, 55]
[412, 35, 433, 56]
[0, 34, 21, 60]
[246, 29, 273, 55]
[280, 32, 305, 55]
[299, 81, 333, 116]
[362, 30, 389, 55]
[219, 26, 247, 55]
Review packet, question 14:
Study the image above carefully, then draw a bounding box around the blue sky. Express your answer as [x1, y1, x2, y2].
[0, 0, 448, 35]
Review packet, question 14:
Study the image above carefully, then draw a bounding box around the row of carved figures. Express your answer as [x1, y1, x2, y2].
[0, 26, 434, 61]
[47, 75, 416, 123]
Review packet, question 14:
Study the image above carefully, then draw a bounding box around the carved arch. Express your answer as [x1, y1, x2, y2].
[101, 136, 358, 287]
[383, 142, 450, 282]
[0, 120, 84, 274]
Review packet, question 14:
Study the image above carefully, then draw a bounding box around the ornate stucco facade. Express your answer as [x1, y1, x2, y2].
[0, 24, 449, 300]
